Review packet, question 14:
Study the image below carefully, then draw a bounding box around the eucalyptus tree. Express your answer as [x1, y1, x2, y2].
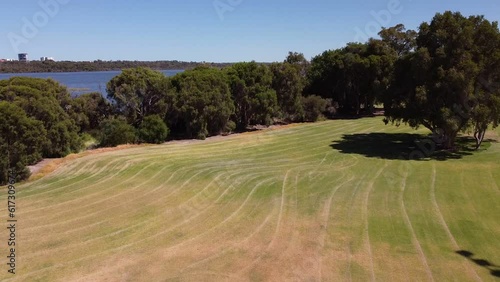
[384, 11, 500, 149]
[226, 62, 278, 128]
[107, 67, 173, 127]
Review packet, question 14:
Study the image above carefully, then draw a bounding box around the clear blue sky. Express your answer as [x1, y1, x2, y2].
[1, 0, 499, 62]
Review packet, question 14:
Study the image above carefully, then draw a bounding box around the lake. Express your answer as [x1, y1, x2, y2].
[0, 70, 184, 97]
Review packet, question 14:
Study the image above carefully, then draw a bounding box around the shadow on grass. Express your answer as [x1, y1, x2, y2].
[456, 250, 500, 278]
[329, 133, 492, 161]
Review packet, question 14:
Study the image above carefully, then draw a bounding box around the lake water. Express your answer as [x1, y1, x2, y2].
[0, 70, 184, 97]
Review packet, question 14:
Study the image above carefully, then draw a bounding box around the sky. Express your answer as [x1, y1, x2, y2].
[1, 0, 499, 62]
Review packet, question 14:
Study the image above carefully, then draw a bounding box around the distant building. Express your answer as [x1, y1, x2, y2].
[18, 53, 28, 62]
[40, 57, 55, 62]
[0, 59, 6, 63]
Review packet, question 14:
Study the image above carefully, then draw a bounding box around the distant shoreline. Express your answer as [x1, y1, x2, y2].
[0, 60, 235, 74]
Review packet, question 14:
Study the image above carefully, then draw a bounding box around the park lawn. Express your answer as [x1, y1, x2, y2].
[1, 117, 499, 281]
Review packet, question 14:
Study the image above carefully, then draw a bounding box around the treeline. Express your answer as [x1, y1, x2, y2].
[0, 60, 233, 73]
[102, 56, 328, 142]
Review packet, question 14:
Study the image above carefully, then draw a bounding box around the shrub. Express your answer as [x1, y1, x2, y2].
[302, 95, 328, 122]
[138, 115, 169, 144]
[98, 118, 137, 147]
[223, 120, 237, 135]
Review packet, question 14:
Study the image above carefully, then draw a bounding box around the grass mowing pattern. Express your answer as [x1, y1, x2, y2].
[1, 117, 499, 281]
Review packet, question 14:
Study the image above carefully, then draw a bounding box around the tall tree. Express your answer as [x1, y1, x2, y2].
[384, 11, 500, 149]
[270, 59, 305, 121]
[307, 43, 392, 115]
[0, 77, 82, 157]
[170, 66, 235, 139]
[107, 67, 173, 126]
[378, 24, 417, 57]
[226, 62, 278, 128]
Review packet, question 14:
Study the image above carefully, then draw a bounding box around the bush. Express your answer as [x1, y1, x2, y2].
[138, 115, 169, 144]
[302, 95, 328, 122]
[223, 120, 236, 135]
[98, 118, 137, 147]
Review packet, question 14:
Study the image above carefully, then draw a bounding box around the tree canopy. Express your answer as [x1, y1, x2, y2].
[383, 11, 500, 149]
[107, 67, 173, 126]
[270, 53, 307, 122]
[226, 62, 278, 129]
[171, 66, 235, 139]
[0, 77, 82, 157]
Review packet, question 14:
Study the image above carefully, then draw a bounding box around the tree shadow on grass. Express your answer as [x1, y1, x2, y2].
[456, 250, 500, 278]
[329, 133, 488, 161]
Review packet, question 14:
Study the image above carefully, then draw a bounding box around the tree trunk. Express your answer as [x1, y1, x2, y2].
[443, 131, 458, 150]
[474, 129, 486, 150]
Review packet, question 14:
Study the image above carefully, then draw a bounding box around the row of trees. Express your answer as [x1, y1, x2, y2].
[305, 23, 417, 115]
[106, 56, 329, 141]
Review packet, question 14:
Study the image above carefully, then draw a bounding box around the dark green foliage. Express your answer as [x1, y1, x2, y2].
[226, 62, 278, 129]
[252, 90, 279, 126]
[98, 118, 137, 147]
[71, 92, 113, 132]
[0, 102, 46, 184]
[379, 24, 417, 57]
[270, 55, 306, 121]
[384, 11, 500, 149]
[0, 77, 84, 183]
[138, 115, 169, 144]
[307, 39, 399, 115]
[0, 77, 82, 158]
[224, 120, 237, 135]
[302, 95, 328, 122]
[170, 67, 235, 139]
[107, 67, 173, 126]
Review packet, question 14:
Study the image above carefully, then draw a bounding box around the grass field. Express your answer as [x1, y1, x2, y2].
[1, 117, 499, 281]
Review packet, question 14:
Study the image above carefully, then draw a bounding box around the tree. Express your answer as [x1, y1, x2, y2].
[285, 51, 310, 77]
[270, 53, 307, 121]
[384, 11, 500, 149]
[302, 95, 328, 122]
[71, 92, 113, 133]
[306, 49, 343, 102]
[98, 118, 137, 147]
[469, 78, 500, 149]
[0, 77, 82, 157]
[0, 102, 46, 184]
[170, 66, 235, 139]
[379, 24, 417, 57]
[138, 115, 169, 144]
[307, 43, 387, 115]
[226, 62, 278, 129]
[107, 67, 173, 126]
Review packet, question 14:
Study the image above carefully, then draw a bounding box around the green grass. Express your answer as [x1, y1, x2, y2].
[1, 117, 499, 281]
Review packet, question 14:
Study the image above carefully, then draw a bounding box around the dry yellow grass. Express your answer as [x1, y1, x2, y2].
[1, 118, 499, 281]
